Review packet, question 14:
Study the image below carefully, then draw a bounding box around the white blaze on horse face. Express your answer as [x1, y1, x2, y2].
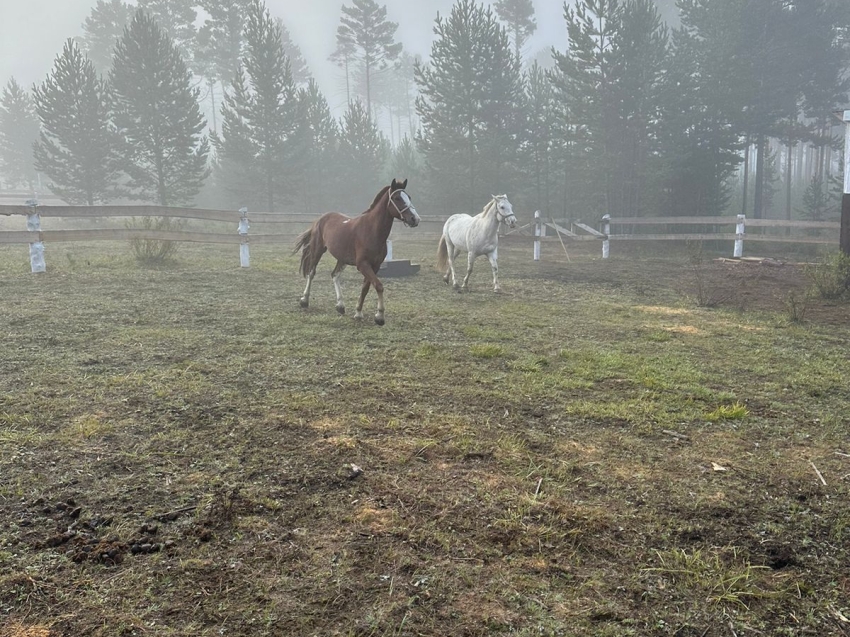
[400, 191, 420, 226]
[497, 196, 517, 228]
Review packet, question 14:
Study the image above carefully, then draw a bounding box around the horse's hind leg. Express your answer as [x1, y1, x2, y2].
[461, 252, 475, 291]
[332, 261, 346, 314]
[487, 250, 501, 293]
[300, 267, 316, 308]
[445, 242, 461, 289]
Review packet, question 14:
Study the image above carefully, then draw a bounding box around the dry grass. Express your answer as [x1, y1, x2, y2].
[1, 238, 849, 636]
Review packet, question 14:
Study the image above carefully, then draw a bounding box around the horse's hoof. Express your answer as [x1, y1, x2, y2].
[299, 298, 309, 308]
[354, 312, 364, 320]
[336, 305, 345, 315]
[375, 316, 385, 326]
[494, 288, 502, 294]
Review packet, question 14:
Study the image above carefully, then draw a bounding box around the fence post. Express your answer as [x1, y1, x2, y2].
[601, 214, 610, 259]
[386, 240, 393, 261]
[238, 207, 249, 268]
[734, 214, 745, 258]
[841, 110, 850, 256]
[26, 199, 46, 273]
[533, 210, 541, 261]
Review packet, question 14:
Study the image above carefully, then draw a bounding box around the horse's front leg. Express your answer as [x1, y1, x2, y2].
[300, 267, 316, 308]
[461, 252, 476, 291]
[487, 250, 501, 293]
[354, 278, 370, 321]
[356, 262, 385, 325]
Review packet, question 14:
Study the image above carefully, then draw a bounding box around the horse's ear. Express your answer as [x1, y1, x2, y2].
[401, 178, 408, 189]
[391, 178, 399, 190]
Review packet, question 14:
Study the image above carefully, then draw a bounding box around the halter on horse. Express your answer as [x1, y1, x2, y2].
[293, 178, 420, 325]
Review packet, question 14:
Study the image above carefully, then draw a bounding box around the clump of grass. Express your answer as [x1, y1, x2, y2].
[645, 547, 774, 609]
[470, 343, 503, 358]
[805, 252, 850, 300]
[511, 356, 549, 373]
[705, 401, 749, 422]
[415, 343, 441, 358]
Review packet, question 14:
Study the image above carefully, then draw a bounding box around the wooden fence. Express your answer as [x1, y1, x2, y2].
[0, 201, 842, 273]
[525, 212, 841, 261]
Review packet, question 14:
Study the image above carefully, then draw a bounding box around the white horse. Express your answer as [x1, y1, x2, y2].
[436, 194, 517, 293]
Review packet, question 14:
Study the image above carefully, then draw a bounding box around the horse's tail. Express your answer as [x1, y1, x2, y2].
[436, 234, 448, 271]
[293, 227, 313, 277]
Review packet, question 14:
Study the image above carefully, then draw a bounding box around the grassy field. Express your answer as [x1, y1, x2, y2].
[1, 238, 849, 637]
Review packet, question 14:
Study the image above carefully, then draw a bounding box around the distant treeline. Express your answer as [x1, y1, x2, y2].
[0, 0, 848, 222]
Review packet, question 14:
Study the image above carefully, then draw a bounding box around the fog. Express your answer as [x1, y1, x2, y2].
[0, 0, 565, 102]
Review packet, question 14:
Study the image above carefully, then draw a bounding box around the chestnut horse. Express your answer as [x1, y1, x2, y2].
[293, 178, 420, 325]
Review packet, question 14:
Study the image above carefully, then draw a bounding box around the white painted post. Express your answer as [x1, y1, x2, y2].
[841, 110, 850, 256]
[238, 207, 249, 268]
[26, 199, 45, 273]
[533, 210, 541, 261]
[602, 214, 610, 259]
[386, 240, 393, 261]
[734, 214, 745, 258]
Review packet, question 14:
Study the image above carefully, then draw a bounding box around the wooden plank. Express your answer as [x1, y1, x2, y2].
[610, 233, 739, 241]
[39, 229, 244, 243]
[743, 219, 839, 229]
[573, 221, 605, 237]
[742, 235, 837, 245]
[544, 221, 578, 238]
[608, 216, 739, 226]
[0, 230, 33, 244]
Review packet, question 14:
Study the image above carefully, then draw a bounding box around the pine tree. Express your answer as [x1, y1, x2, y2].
[338, 99, 388, 208]
[32, 40, 123, 205]
[548, 0, 622, 219]
[519, 62, 558, 215]
[79, 0, 135, 72]
[415, 0, 523, 212]
[137, 0, 198, 66]
[494, 0, 537, 62]
[276, 19, 310, 86]
[111, 10, 209, 206]
[390, 135, 423, 191]
[0, 78, 40, 190]
[331, 0, 402, 116]
[196, 0, 253, 84]
[213, 0, 299, 211]
[295, 78, 339, 213]
[657, 0, 744, 216]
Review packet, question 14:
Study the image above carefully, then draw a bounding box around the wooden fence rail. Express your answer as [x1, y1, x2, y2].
[0, 202, 842, 272]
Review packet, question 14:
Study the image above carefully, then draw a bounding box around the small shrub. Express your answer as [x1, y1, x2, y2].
[805, 252, 850, 300]
[126, 216, 185, 265]
[784, 291, 809, 324]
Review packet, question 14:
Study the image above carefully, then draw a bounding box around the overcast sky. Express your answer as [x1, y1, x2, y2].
[0, 0, 565, 104]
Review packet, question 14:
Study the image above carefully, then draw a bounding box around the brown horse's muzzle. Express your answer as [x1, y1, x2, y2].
[402, 209, 420, 228]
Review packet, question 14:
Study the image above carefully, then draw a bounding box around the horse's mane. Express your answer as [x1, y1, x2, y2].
[364, 186, 391, 214]
[478, 197, 497, 218]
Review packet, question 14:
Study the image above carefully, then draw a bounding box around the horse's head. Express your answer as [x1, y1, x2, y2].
[492, 194, 516, 228]
[389, 178, 420, 228]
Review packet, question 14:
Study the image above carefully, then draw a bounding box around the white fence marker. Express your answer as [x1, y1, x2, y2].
[734, 214, 745, 258]
[386, 240, 393, 261]
[26, 199, 46, 273]
[533, 211, 541, 261]
[602, 214, 610, 259]
[238, 207, 250, 267]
